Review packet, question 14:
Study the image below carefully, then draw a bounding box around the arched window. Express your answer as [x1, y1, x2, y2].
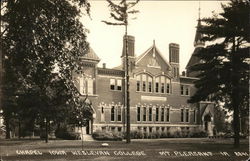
[148, 76, 152, 92]
[136, 73, 153, 93]
[117, 106, 122, 121]
[111, 106, 115, 121]
[136, 75, 140, 91]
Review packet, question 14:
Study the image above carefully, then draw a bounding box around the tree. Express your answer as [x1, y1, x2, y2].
[188, 0, 250, 148]
[1, 0, 91, 141]
[102, 0, 139, 143]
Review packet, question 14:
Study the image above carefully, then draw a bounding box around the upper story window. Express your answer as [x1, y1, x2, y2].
[136, 74, 171, 94]
[76, 76, 94, 95]
[181, 85, 190, 96]
[110, 78, 122, 91]
[142, 75, 146, 92]
[136, 74, 153, 93]
[136, 75, 140, 92]
[110, 79, 115, 90]
[148, 77, 152, 92]
[155, 77, 159, 93]
[117, 79, 122, 91]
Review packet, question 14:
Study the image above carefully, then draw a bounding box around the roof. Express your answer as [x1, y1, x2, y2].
[136, 44, 172, 69]
[194, 19, 205, 47]
[186, 47, 202, 69]
[82, 47, 100, 62]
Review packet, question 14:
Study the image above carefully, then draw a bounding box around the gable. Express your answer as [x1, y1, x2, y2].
[136, 45, 171, 72]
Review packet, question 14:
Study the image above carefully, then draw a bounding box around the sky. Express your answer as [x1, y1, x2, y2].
[82, 0, 227, 72]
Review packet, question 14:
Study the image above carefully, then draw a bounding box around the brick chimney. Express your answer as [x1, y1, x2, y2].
[121, 35, 135, 58]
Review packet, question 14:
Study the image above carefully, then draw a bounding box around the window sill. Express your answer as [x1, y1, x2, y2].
[180, 94, 190, 97]
[80, 94, 98, 97]
[136, 91, 171, 95]
[110, 90, 122, 92]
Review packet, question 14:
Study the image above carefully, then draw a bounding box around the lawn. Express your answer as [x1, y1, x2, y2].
[0, 138, 249, 161]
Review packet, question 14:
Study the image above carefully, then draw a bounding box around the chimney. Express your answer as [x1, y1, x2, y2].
[102, 63, 106, 69]
[169, 43, 179, 63]
[122, 35, 135, 58]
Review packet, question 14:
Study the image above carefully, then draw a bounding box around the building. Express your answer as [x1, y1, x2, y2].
[73, 19, 215, 137]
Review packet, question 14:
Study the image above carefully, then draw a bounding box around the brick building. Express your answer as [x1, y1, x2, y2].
[73, 19, 215, 137]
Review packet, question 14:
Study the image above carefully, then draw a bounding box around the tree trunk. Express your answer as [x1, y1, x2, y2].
[5, 117, 10, 139]
[232, 38, 240, 148]
[45, 117, 48, 143]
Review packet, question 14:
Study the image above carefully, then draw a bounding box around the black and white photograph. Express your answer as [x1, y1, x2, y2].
[0, 0, 249, 160]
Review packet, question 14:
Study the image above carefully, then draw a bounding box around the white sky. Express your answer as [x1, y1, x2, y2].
[82, 0, 226, 72]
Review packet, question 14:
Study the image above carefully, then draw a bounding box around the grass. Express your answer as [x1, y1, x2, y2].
[0, 138, 249, 161]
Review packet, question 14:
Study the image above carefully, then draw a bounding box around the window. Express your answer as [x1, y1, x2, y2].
[166, 84, 170, 93]
[166, 108, 170, 122]
[161, 108, 164, 122]
[155, 77, 159, 93]
[181, 85, 190, 96]
[111, 127, 116, 131]
[149, 107, 152, 121]
[87, 79, 93, 94]
[111, 106, 115, 121]
[149, 127, 152, 133]
[137, 106, 141, 121]
[181, 85, 184, 95]
[101, 106, 105, 122]
[156, 107, 159, 121]
[110, 79, 115, 90]
[161, 76, 165, 93]
[117, 106, 122, 121]
[161, 83, 165, 93]
[143, 107, 146, 121]
[181, 109, 184, 122]
[142, 81, 146, 92]
[117, 79, 122, 90]
[78, 77, 94, 95]
[142, 75, 146, 92]
[166, 78, 171, 94]
[185, 87, 189, 95]
[186, 109, 189, 122]
[136, 75, 140, 91]
[148, 76, 152, 92]
[118, 127, 122, 132]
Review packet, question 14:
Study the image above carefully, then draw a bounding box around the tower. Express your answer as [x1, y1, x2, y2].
[186, 3, 204, 77]
[169, 43, 180, 80]
[121, 35, 136, 72]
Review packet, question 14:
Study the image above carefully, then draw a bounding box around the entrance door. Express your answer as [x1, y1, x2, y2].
[204, 114, 212, 136]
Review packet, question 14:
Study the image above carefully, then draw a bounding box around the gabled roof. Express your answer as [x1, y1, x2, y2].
[82, 47, 100, 62]
[136, 44, 172, 69]
[186, 47, 202, 69]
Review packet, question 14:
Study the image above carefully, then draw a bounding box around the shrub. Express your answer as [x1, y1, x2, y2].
[55, 127, 80, 140]
[190, 130, 208, 138]
[92, 131, 122, 141]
